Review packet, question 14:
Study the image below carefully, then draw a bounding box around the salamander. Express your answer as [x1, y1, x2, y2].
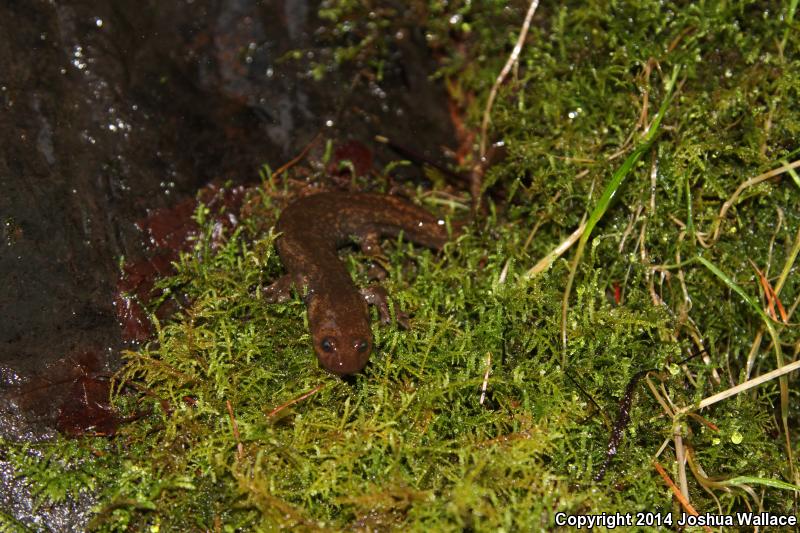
[264, 191, 451, 376]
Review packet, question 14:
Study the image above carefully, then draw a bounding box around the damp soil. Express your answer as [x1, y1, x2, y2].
[0, 1, 455, 528]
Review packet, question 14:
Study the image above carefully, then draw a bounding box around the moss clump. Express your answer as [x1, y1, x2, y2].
[3, 0, 800, 530]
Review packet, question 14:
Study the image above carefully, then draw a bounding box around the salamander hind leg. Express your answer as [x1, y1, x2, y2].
[360, 286, 410, 329]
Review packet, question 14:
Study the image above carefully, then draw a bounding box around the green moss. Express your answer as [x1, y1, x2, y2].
[4, 0, 800, 530]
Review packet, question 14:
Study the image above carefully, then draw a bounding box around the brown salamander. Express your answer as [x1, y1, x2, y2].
[264, 192, 451, 376]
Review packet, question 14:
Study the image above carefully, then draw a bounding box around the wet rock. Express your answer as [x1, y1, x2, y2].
[0, 0, 455, 528]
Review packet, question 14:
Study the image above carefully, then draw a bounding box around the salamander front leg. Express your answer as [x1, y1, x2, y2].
[358, 232, 385, 258]
[358, 232, 389, 281]
[360, 286, 410, 329]
[263, 273, 308, 303]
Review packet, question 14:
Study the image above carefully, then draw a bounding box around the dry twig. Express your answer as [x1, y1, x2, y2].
[226, 399, 244, 460]
[708, 158, 800, 243]
[479, 0, 540, 158]
[479, 353, 492, 405]
[696, 358, 800, 410]
[652, 460, 713, 533]
[266, 383, 327, 418]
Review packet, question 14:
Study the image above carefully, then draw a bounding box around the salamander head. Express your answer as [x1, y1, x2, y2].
[307, 298, 373, 376]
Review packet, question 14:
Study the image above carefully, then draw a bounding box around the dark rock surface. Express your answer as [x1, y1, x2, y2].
[0, 1, 454, 528]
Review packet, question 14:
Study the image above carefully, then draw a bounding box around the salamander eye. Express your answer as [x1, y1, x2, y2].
[320, 337, 335, 353]
[356, 340, 369, 353]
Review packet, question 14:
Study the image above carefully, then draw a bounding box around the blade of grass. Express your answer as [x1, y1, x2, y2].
[696, 255, 794, 482]
[781, 0, 799, 54]
[723, 476, 800, 492]
[774, 223, 800, 299]
[558, 66, 680, 364]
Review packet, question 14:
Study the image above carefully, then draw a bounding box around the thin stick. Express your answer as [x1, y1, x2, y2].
[646, 375, 674, 418]
[272, 133, 321, 180]
[764, 206, 784, 279]
[697, 358, 800, 410]
[617, 204, 643, 254]
[652, 460, 712, 533]
[498, 260, 511, 285]
[479, 0, 540, 158]
[479, 353, 492, 405]
[675, 232, 692, 310]
[674, 429, 689, 500]
[687, 412, 719, 432]
[750, 258, 788, 323]
[654, 437, 671, 459]
[710, 158, 800, 242]
[523, 217, 587, 278]
[266, 383, 327, 418]
[226, 399, 244, 460]
[744, 328, 764, 382]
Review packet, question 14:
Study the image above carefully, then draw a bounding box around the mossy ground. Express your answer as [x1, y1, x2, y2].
[3, 1, 800, 531]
